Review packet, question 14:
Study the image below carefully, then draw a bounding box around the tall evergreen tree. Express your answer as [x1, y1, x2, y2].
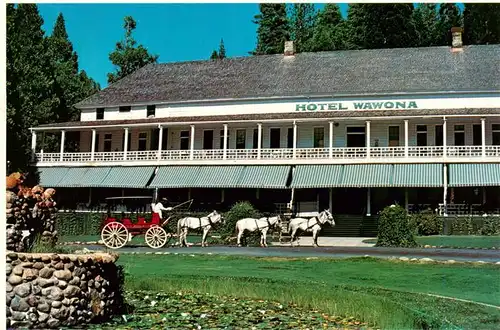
[107, 16, 159, 84]
[210, 50, 219, 60]
[218, 38, 226, 59]
[463, 3, 500, 45]
[413, 4, 440, 47]
[289, 3, 317, 52]
[310, 3, 348, 51]
[437, 3, 462, 46]
[252, 4, 290, 55]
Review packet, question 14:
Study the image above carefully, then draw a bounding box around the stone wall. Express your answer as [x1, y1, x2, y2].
[6, 252, 124, 329]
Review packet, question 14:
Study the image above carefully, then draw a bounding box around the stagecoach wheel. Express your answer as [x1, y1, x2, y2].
[145, 226, 169, 249]
[101, 222, 128, 249]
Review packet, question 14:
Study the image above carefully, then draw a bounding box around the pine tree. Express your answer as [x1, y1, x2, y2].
[289, 3, 317, 52]
[252, 4, 290, 55]
[218, 38, 226, 59]
[463, 4, 500, 45]
[310, 3, 348, 51]
[210, 50, 219, 60]
[107, 16, 159, 84]
[413, 4, 440, 47]
[437, 3, 462, 46]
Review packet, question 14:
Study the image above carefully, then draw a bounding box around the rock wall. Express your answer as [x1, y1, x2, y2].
[6, 252, 124, 329]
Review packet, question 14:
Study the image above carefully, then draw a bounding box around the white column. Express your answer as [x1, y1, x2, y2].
[292, 121, 297, 159]
[329, 188, 333, 213]
[443, 117, 447, 158]
[404, 188, 409, 211]
[90, 129, 96, 161]
[481, 118, 486, 158]
[366, 121, 371, 159]
[257, 123, 262, 159]
[31, 131, 37, 161]
[157, 125, 163, 160]
[221, 189, 225, 203]
[482, 187, 487, 205]
[223, 124, 228, 160]
[123, 127, 129, 160]
[59, 130, 66, 161]
[329, 121, 333, 158]
[404, 120, 409, 158]
[189, 124, 195, 160]
[443, 164, 448, 217]
[366, 188, 371, 216]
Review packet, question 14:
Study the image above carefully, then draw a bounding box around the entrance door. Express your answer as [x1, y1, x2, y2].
[203, 130, 214, 149]
[346, 126, 366, 147]
[472, 124, 481, 145]
[435, 125, 443, 146]
[270, 128, 281, 148]
[388, 126, 400, 146]
[416, 125, 427, 146]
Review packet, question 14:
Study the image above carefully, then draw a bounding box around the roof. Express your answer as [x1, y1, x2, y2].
[35, 107, 499, 130]
[75, 45, 500, 108]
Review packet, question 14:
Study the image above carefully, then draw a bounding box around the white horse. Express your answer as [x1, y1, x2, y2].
[288, 209, 334, 247]
[177, 210, 224, 247]
[235, 215, 282, 247]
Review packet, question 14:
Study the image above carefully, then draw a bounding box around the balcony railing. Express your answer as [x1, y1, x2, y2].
[35, 145, 500, 164]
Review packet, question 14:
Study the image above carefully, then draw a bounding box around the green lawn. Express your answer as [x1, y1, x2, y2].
[59, 234, 205, 245]
[117, 254, 500, 330]
[363, 235, 500, 248]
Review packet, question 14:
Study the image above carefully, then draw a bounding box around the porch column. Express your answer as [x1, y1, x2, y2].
[404, 188, 409, 211]
[221, 189, 225, 203]
[482, 187, 487, 205]
[257, 123, 262, 159]
[223, 123, 228, 160]
[292, 121, 297, 159]
[443, 117, 447, 158]
[404, 120, 409, 158]
[366, 188, 371, 216]
[189, 124, 195, 160]
[157, 125, 163, 160]
[31, 130, 37, 161]
[59, 130, 66, 161]
[90, 129, 96, 161]
[481, 118, 486, 158]
[123, 127, 129, 160]
[366, 121, 371, 159]
[329, 121, 333, 158]
[443, 164, 448, 217]
[329, 188, 333, 213]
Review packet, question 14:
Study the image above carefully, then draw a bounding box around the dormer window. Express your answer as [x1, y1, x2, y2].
[147, 105, 156, 117]
[96, 108, 105, 120]
[119, 106, 131, 112]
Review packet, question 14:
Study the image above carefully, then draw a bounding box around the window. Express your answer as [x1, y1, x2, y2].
[103, 134, 112, 152]
[96, 108, 105, 120]
[472, 124, 481, 146]
[93, 133, 100, 152]
[388, 126, 400, 147]
[253, 129, 258, 148]
[203, 130, 214, 149]
[236, 129, 246, 149]
[346, 126, 365, 148]
[435, 125, 443, 146]
[119, 106, 131, 112]
[493, 124, 500, 145]
[146, 105, 156, 117]
[287, 128, 293, 148]
[270, 128, 281, 148]
[180, 131, 189, 150]
[454, 125, 465, 146]
[138, 132, 148, 151]
[122, 132, 131, 151]
[416, 125, 427, 147]
[313, 127, 325, 148]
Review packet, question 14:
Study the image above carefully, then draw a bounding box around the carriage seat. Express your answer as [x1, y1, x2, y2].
[151, 213, 161, 225]
[122, 218, 133, 226]
[137, 217, 146, 225]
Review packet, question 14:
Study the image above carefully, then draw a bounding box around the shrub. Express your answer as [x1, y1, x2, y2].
[220, 201, 261, 245]
[376, 205, 418, 248]
[410, 211, 443, 236]
[478, 216, 500, 236]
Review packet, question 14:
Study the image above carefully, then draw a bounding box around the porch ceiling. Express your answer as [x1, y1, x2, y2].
[237, 166, 291, 189]
[149, 166, 201, 188]
[100, 166, 156, 188]
[193, 166, 246, 188]
[38, 167, 71, 187]
[290, 165, 343, 188]
[393, 164, 443, 187]
[340, 164, 394, 187]
[448, 163, 500, 187]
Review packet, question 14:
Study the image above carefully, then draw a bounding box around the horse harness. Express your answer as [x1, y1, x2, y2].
[254, 217, 274, 233]
[305, 216, 323, 230]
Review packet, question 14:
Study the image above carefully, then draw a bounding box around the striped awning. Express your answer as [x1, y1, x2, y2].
[238, 166, 291, 188]
[393, 164, 443, 187]
[339, 164, 393, 187]
[37, 167, 70, 187]
[57, 167, 112, 187]
[290, 165, 342, 188]
[193, 166, 246, 188]
[100, 166, 156, 188]
[448, 163, 500, 187]
[149, 166, 201, 188]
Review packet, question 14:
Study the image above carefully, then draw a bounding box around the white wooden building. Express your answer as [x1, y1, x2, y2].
[30, 31, 500, 217]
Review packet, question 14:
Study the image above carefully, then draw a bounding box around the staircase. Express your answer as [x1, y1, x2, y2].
[322, 215, 379, 237]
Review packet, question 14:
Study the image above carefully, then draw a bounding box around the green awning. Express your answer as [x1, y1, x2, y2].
[290, 165, 342, 188]
[448, 164, 500, 187]
[238, 166, 291, 188]
[339, 164, 393, 187]
[149, 166, 201, 188]
[393, 164, 443, 187]
[193, 166, 246, 188]
[57, 167, 112, 187]
[100, 166, 156, 188]
[38, 167, 70, 187]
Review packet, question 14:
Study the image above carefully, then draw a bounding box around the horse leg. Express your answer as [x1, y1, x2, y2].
[201, 227, 209, 247]
[237, 229, 243, 247]
[312, 229, 319, 247]
[290, 228, 298, 247]
[262, 229, 268, 247]
[182, 228, 189, 247]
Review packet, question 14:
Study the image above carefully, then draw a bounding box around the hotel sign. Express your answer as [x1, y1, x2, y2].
[295, 101, 419, 111]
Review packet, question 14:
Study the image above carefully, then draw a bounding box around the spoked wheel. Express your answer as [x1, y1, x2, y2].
[145, 226, 171, 249]
[101, 222, 129, 249]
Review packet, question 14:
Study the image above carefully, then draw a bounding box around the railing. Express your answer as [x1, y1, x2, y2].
[35, 145, 500, 164]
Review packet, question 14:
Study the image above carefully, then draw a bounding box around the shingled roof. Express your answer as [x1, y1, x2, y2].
[75, 45, 500, 108]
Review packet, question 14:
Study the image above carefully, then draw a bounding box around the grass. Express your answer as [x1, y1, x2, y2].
[363, 235, 500, 248]
[59, 234, 205, 245]
[117, 254, 500, 330]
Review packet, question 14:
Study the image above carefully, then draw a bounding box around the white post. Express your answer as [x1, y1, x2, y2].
[257, 123, 262, 159]
[189, 124, 195, 160]
[256, 188, 260, 199]
[223, 124, 228, 160]
[59, 130, 66, 161]
[221, 189, 225, 203]
[292, 121, 297, 159]
[123, 127, 129, 160]
[31, 131, 37, 161]
[88, 188, 92, 206]
[443, 164, 448, 217]
[157, 125, 163, 160]
[366, 121, 371, 159]
[329, 121, 333, 158]
[482, 187, 487, 205]
[366, 188, 371, 216]
[404, 120, 409, 158]
[481, 118, 486, 158]
[91, 129, 96, 161]
[329, 188, 333, 213]
[404, 188, 409, 211]
[443, 117, 447, 158]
